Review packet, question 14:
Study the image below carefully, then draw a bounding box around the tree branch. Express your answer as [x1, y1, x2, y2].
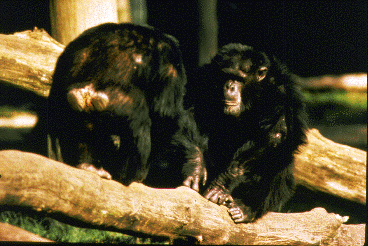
[0, 149, 364, 245]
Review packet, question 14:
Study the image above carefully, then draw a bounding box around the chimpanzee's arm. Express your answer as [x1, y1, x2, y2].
[203, 115, 287, 208]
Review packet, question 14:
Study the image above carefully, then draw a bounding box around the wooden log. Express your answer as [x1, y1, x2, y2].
[0, 150, 363, 245]
[0, 28, 63, 97]
[294, 129, 366, 205]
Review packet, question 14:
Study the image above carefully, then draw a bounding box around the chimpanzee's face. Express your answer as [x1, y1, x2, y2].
[217, 56, 268, 117]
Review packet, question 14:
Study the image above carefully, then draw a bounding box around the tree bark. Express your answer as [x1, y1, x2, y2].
[0, 150, 364, 245]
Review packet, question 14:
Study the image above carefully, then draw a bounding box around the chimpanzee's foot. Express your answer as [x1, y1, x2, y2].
[226, 199, 256, 223]
[203, 183, 231, 204]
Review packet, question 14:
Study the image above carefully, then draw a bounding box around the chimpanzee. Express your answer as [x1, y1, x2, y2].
[185, 43, 307, 223]
[36, 23, 207, 190]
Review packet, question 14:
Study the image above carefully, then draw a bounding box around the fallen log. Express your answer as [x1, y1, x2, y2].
[294, 128, 366, 205]
[0, 28, 63, 97]
[0, 150, 364, 245]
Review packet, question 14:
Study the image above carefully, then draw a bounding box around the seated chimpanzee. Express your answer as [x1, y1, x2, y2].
[33, 23, 207, 190]
[185, 43, 307, 223]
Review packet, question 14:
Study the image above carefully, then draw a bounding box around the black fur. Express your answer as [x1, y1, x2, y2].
[34, 23, 207, 189]
[186, 43, 307, 222]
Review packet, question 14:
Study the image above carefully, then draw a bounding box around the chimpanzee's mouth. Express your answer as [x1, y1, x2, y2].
[223, 100, 240, 106]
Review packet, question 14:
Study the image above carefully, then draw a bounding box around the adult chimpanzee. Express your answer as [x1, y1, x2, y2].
[36, 23, 207, 190]
[185, 43, 307, 223]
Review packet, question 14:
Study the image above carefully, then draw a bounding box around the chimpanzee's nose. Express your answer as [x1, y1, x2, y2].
[224, 80, 236, 92]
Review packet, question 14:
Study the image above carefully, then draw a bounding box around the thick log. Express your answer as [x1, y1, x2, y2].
[294, 128, 366, 205]
[0, 28, 63, 97]
[0, 150, 364, 245]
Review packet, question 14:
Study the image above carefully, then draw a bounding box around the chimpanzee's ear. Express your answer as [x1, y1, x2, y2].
[256, 67, 268, 81]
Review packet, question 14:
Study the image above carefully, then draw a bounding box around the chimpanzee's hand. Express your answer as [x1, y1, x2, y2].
[183, 166, 207, 192]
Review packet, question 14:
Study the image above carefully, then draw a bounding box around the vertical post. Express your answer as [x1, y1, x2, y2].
[49, 0, 118, 45]
[117, 0, 132, 23]
[117, 0, 147, 25]
[198, 0, 218, 65]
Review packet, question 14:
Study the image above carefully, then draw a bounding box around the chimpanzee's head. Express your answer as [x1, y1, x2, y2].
[211, 44, 271, 116]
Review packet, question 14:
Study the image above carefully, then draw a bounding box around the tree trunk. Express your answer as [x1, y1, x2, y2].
[49, 0, 118, 45]
[0, 150, 364, 245]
